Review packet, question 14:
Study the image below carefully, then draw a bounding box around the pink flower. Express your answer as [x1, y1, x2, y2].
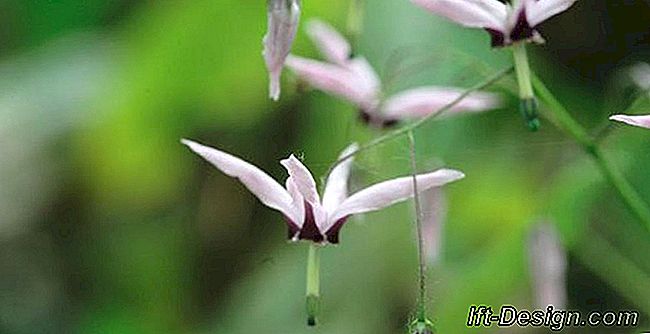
[528, 223, 567, 309]
[285, 19, 501, 127]
[181, 139, 465, 244]
[264, 0, 301, 101]
[411, 0, 578, 47]
[609, 114, 650, 129]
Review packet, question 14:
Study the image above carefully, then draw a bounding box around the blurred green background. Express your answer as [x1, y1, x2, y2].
[0, 0, 649, 333]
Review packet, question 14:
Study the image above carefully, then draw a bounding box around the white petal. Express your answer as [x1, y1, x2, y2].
[181, 139, 297, 221]
[411, 0, 508, 31]
[285, 177, 306, 227]
[280, 154, 321, 204]
[609, 114, 650, 129]
[347, 57, 382, 110]
[526, 0, 577, 27]
[285, 55, 379, 109]
[528, 223, 567, 309]
[263, 0, 301, 100]
[306, 19, 352, 66]
[421, 188, 446, 264]
[381, 86, 501, 120]
[331, 169, 465, 222]
[322, 143, 358, 214]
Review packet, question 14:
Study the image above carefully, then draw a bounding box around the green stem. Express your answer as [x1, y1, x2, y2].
[347, 0, 365, 45]
[323, 66, 513, 179]
[512, 43, 540, 131]
[532, 74, 650, 230]
[407, 131, 427, 322]
[306, 244, 320, 326]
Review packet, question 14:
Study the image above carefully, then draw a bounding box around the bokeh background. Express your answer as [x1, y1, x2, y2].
[1, 0, 649, 333]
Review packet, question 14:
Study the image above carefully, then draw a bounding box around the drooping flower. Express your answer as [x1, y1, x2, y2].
[411, 0, 579, 47]
[285, 19, 501, 128]
[264, 0, 301, 101]
[527, 222, 567, 309]
[609, 114, 650, 129]
[181, 139, 465, 244]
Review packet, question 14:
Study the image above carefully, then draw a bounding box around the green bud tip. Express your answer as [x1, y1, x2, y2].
[519, 97, 540, 132]
[409, 318, 435, 334]
[306, 294, 319, 327]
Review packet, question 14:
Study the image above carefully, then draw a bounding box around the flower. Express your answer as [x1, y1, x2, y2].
[264, 0, 301, 101]
[421, 188, 446, 264]
[528, 222, 567, 309]
[411, 0, 578, 47]
[181, 139, 465, 244]
[609, 114, 650, 129]
[285, 19, 501, 127]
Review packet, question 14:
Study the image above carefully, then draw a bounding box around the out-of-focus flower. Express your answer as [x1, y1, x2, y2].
[182, 139, 465, 244]
[609, 114, 650, 129]
[264, 0, 301, 101]
[286, 19, 501, 128]
[528, 222, 567, 309]
[629, 62, 650, 92]
[421, 188, 446, 264]
[411, 0, 578, 47]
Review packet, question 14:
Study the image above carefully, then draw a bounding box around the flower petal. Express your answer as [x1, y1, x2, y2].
[381, 86, 501, 120]
[280, 154, 329, 231]
[528, 222, 567, 309]
[263, 0, 301, 101]
[411, 0, 507, 31]
[322, 143, 358, 214]
[285, 55, 379, 109]
[526, 0, 578, 27]
[609, 114, 650, 129]
[629, 62, 650, 91]
[306, 19, 352, 66]
[331, 169, 465, 222]
[181, 139, 297, 221]
[285, 177, 306, 227]
[421, 188, 446, 264]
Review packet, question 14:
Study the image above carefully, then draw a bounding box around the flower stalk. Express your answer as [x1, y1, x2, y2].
[306, 243, 321, 326]
[512, 42, 540, 131]
[347, 0, 365, 45]
[532, 74, 650, 231]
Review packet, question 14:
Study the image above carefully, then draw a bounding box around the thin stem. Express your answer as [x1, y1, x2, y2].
[347, 0, 365, 45]
[512, 43, 539, 131]
[323, 66, 513, 180]
[532, 74, 650, 230]
[407, 130, 427, 322]
[306, 244, 320, 326]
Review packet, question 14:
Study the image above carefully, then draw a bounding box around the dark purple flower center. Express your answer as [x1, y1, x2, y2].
[485, 7, 539, 47]
[358, 110, 400, 129]
[284, 201, 350, 244]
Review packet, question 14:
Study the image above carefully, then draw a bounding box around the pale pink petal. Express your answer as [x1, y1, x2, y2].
[421, 188, 446, 264]
[331, 169, 465, 222]
[528, 222, 567, 309]
[322, 144, 358, 217]
[263, 0, 301, 101]
[411, 0, 508, 31]
[286, 55, 378, 109]
[280, 154, 320, 204]
[526, 0, 578, 27]
[381, 86, 501, 120]
[610, 114, 650, 129]
[347, 57, 382, 110]
[181, 139, 297, 221]
[306, 19, 351, 66]
[285, 177, 305, 227]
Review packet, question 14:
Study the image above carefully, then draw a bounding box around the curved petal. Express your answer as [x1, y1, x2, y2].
[381, 86, 501, 120]
[322, 143, 358, 214]
[263, 0, 301, 100]
[331, 169, 465, 222]
[285, 177, 305, 227]
[285, 55, 378, 109]
[181, 139, 297, 221]
[526, 0, 578, 27]
[280, 154, 320, 204]
[411, 0, 507, 31]
[306, 19, 351, 66]
[609, 114, 650, 129]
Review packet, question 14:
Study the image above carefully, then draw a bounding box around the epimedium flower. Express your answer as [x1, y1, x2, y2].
[264, 0, 301, 101]
[285, 19, 501, 128]
[181, 139, 465, 244]
[411, 0, 578, 131]
[609, 114, 650, 129]
[410, 0, 578, 48]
